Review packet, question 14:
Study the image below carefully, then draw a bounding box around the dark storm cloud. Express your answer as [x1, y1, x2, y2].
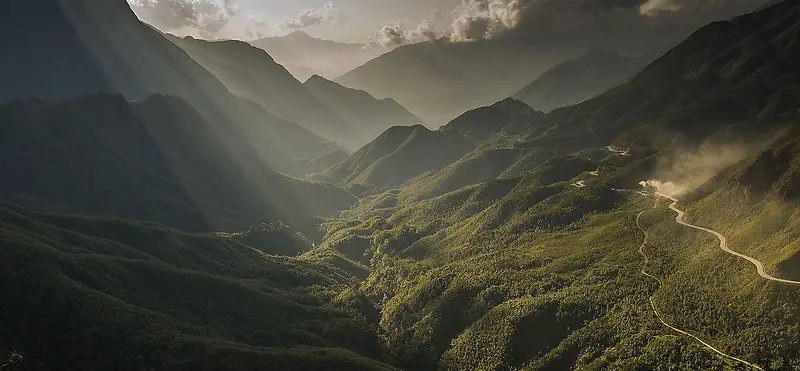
[516, 0, 766, 49]
[440, 0, 767, 51]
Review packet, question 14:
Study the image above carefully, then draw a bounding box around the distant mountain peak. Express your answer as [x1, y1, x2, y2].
[285, 30, 314, 40]
[305, 74, 328, 83]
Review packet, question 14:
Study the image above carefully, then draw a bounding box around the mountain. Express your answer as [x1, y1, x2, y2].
[251, 31, 390, 81]
[512, 48, 652, 113]
[317, 99, 546, 196]
[528, 0, 800, 150]
[441, 98, 546, 140]
[307, 1, 800, 369]
[335, 39, 580, 126]
[0, 94, 355, 233]
[0, 0, 332, 174]
[5, 0, 800, 370]
[316, 125, 473, 193]
[170, 36, 368, 150]
[304, 75, 424, 142]
[0, 203, 396, 371]
[313, 149, 352, 171]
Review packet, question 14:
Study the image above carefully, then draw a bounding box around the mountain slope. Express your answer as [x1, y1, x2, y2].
[441, 98, 546, 140]
[0, 0, 330, 173]
[170, 36, 366, 150]
[304, 75, 424, 141]
[251, 31, 389, 81]
[310, 2, 800, 369]
[0, 203, 396, 371]
[530, 0, 800, 149]
[335, 40, 579, 126]
[317, 125, 473, 191]
[0, 94, 355, 233]
[512, 48, 651, 112]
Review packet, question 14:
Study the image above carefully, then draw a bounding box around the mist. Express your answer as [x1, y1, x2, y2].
[642, 141, 767, 198]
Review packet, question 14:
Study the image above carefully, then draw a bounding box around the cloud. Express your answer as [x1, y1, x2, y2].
[640, 0, 684, 16]
[440, 0, 768, 46]
[279, 2, 338, 29]
[378, 24, 410, 46]
[375, 20, 447, 47]
[416, 20, 439, 41]
[449, 0, 523, 42]
[127, 0, 237, 36]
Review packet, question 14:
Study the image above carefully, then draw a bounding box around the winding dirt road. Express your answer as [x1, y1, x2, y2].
[659, 194, 800, 286]
[635, 200, 764, 370]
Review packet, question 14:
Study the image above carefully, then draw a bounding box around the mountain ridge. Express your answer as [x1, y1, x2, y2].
[251, 32, 389, 81]
[512, 48, 652, 113]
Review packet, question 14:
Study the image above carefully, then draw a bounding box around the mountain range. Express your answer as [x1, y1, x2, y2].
[335, 39, 581, 126]
[3, 0, 800, 370]
[251, 31, 390, 81]
[171, 35, 421, 150]
[512, 48, 654, 113]
[312, 1, 800, 369]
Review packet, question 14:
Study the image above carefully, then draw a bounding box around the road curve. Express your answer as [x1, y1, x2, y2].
[659, 194, 800, 286]
[635, 201, 764, 370]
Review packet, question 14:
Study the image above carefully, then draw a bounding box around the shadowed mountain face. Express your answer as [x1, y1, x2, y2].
[335, 39, 580, 126]
[0, 0, 336, 174]
[0, 94, 355, 232]
[512, 48, 653, 113]
[251, 31, 389, 81]
[529, 0, 800, 149]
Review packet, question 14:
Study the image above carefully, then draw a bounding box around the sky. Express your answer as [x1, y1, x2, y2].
[127, 0, 770, 46]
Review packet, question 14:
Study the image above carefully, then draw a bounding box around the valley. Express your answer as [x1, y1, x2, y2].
[2, 0, 800, 370]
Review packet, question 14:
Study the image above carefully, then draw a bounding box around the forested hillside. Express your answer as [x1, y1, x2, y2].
[309, 1, 800, 369]
[3, 0, 800, 370]
[0, 204, 395, 370]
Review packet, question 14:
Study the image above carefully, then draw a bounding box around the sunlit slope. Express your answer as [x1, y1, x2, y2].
[0, 204, 397, 371]
[319, 98, 546, 195]
[319, 125, 800, 369]
[310, 2, 800, 369]
[317, 125, 473, 192]
[678, 125, 800, 280]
